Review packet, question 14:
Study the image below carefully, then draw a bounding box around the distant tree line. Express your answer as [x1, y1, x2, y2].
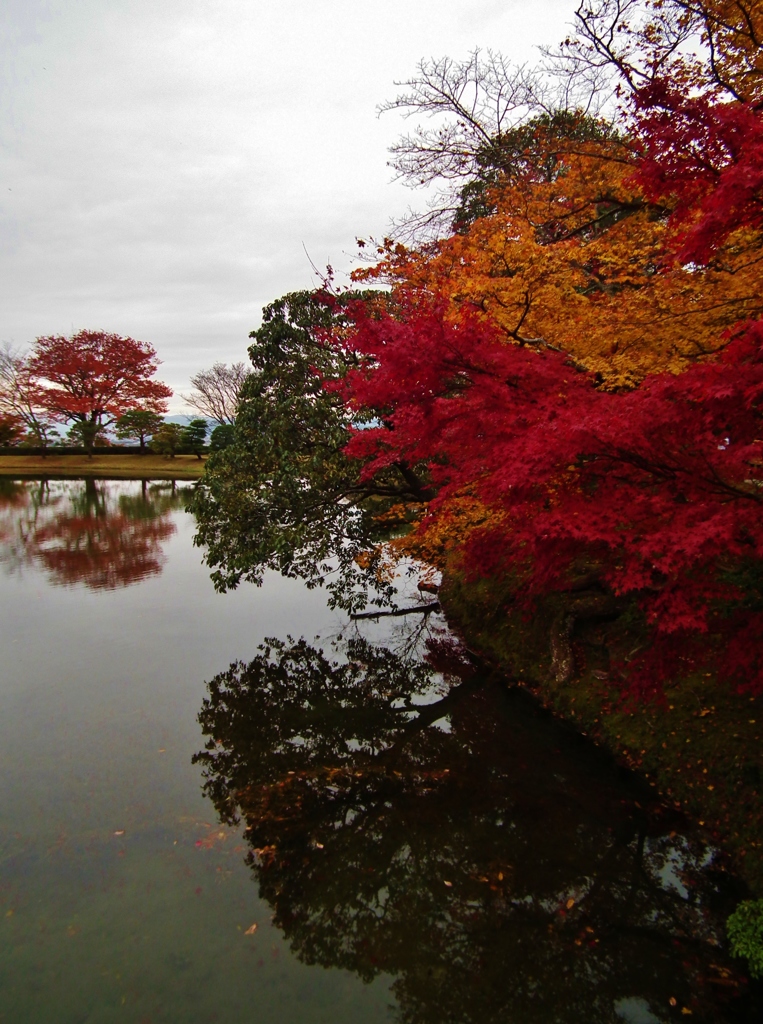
[0, 330, 172, 457]
[0, 330, 245, 458]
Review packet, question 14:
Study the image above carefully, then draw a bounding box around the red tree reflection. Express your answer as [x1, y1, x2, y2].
[1, 479, 184, 588]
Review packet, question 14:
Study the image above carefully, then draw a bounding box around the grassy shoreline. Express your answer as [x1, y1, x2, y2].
[0, 454, 206, 479]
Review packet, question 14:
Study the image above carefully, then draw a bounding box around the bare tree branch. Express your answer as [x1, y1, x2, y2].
[378, 2, 763, 243]
[545, 1, 762, 105]
[0, 344, 60, 447]
[183, 361, 249, 425]
[378, 48, 613, 241]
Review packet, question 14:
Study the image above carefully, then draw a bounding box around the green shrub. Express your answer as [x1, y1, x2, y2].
[727, 899, 763, 978]
[209, 423, 235, 452]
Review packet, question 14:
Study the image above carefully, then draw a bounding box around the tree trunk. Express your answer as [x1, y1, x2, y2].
[549, 591, 621, 684]
[350, 602, 440, 621]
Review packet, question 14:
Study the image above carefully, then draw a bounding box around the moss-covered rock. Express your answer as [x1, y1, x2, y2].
[439, 571, 763, 900]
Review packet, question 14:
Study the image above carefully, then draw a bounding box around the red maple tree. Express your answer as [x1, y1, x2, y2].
[316, 61, 763, 698]
[29, 330, 172, 454]
[0, 412, 24, 447]
[632, 81, 763, 265]
[347, 299, 763, 691]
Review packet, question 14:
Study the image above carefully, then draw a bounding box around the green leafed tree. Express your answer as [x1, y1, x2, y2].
[66, 420, 109, 449]
[189, 290, 433, 612]
[181, 418, 208, 459]
[727, 899, 763, 979]
[115, 409, 165, 452]
[209, 423, 235, 453]
[151, 422, 184, 459]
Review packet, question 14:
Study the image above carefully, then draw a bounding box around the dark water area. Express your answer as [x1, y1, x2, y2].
[0, 479, 759, 1023]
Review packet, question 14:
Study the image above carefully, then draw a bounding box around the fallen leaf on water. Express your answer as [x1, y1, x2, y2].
[566, 898, 575, 909]
[244, 923, 258, 935]
[443, 880, 453, 887]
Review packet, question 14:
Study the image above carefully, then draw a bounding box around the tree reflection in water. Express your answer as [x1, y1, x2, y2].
[196, 634, 759, 1024]
[0, 478, 190, 588]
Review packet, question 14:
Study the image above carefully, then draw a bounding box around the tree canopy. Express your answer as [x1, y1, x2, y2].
[193, 0, 763, 698]
[115, 409, 165, 451]
[184, 361, 248, 425]
[191, 291, 433, 611]
[28, 330, 171, 454]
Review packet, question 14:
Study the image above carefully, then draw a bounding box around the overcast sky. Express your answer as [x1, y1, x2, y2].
[1, 0, 575, 410]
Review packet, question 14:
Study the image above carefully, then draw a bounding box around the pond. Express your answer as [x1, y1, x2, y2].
[0, 478, 759, 1024]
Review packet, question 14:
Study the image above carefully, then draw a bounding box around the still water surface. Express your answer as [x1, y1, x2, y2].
[0, 479, 758, 1023]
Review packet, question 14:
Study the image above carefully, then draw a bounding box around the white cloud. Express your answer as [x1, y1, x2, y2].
[0, 0, 575, 409]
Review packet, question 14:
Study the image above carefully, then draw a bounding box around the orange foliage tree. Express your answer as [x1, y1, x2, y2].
[194, 0, 763, 696]
[355, 118, 762, 387]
